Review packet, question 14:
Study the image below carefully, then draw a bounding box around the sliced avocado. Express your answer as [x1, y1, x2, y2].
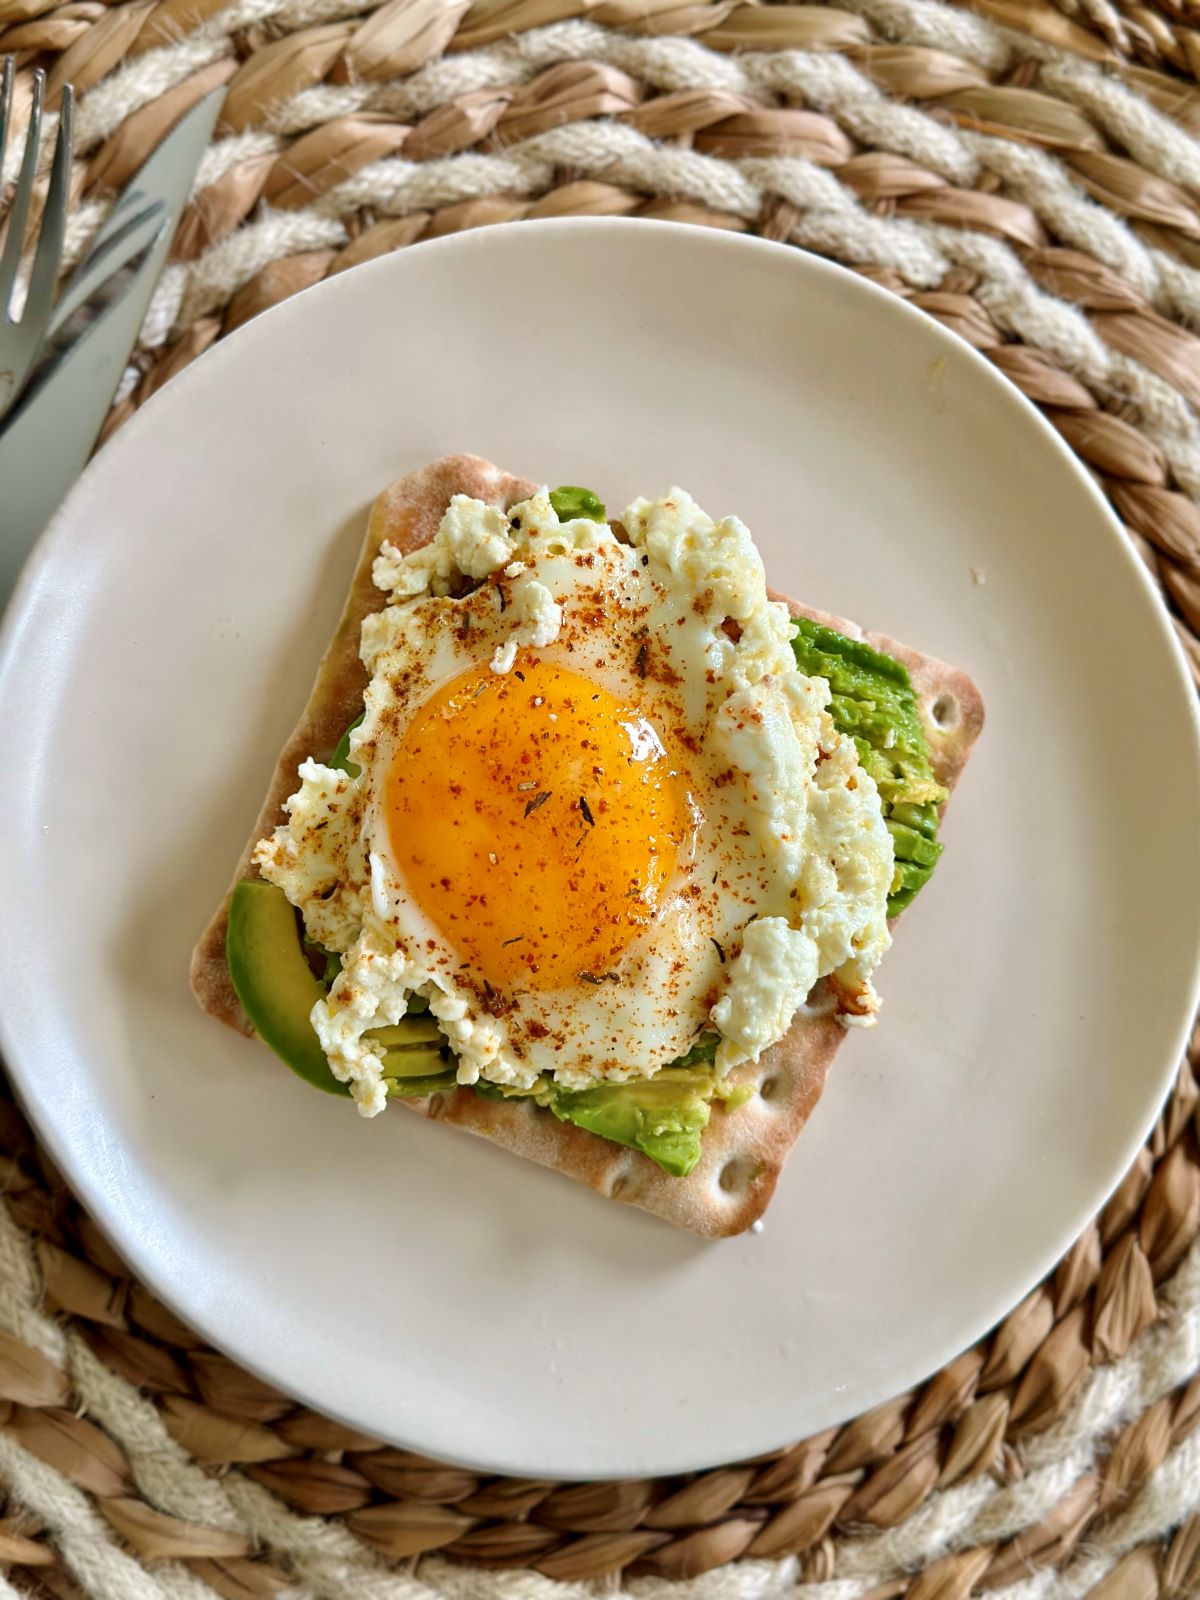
[469, 1047, 750, 1175]
[227, 880, 350, 1097]
[549, 485, 606, 524]
[889, 799, 939, 840]
[367, 1018, 443, 1049]
[888, 859, 937, 914]
[367, 1017, 451, 1080]
[384, 1068, 458, 1098]
[671, 1031, 719, 1069]
[888, 819, 942, 870]
[791, 616, 948, 915]
[382, 1046, 449, 1079]
[471, 1080, 507, 1102]
[716, 1080, 756, 1111]
[303, 939, 341, 987]
[549, 1071, 713, 1177]
[330, 713, 364, 778]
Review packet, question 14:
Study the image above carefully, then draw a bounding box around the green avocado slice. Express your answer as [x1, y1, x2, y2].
[549, 485, 606, 524]
[384, 1069, 458, 1098]
[670, 1031, 719, 1069]
[549, 1072, 713, 1177]
[227, 880, 350, 1096]
[370, 1020, 453, 1085]
[471, 1053, 728, 1176]
[369, 1019, 443, 1049]
[790, 617, 947, 915]
[228, 880, 449, 1098]
[330, 713, 364, 778]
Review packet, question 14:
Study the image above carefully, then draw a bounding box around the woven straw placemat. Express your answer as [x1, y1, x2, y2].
[3, 0, 1200, 1596]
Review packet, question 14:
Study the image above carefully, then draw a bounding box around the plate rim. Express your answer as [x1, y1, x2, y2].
[2, 216, 1199, 1479]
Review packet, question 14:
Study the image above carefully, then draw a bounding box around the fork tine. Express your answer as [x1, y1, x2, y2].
[0, 66, 44, 321]
[0, 57, 14, 183]
[22, 82, 72, 332]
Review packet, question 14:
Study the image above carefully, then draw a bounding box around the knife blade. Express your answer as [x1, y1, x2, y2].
[46, 193, 167, 341]
[0, 86, 225, 603]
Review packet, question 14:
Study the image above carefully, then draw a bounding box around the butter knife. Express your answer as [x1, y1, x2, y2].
[0, 87, 225, 602]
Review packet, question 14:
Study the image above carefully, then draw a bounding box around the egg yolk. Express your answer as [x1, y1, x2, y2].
[386, 656, 694, 991]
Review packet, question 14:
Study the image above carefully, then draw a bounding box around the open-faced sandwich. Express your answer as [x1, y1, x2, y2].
[191, 456, 982, 1236]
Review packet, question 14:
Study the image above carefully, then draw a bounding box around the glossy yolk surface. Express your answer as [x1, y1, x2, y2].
[386, 656, 695, 991]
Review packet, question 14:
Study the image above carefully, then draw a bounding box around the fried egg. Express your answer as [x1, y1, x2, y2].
[254, 488, 893, 1116]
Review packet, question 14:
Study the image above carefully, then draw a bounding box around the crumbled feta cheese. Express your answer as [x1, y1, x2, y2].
[253, 759, 365, 951]
[490, 577, 562, 673]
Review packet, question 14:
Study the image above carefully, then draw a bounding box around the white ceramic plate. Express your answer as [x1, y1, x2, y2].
[2, 221, 1198, 1479]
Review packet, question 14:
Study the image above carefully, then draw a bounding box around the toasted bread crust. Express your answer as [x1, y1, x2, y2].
[191, 457, 983, 1236]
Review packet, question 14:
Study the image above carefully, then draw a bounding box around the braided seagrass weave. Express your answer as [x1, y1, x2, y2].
[1, 0, 1199, 1595]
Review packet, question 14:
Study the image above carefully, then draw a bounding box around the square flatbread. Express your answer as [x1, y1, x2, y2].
[191, 455, 984, 1236]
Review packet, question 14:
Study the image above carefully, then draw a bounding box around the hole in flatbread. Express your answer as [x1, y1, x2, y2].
[760, 1073, 786, 1103]
[608, 1167, 635, 1200]
[425, 1094, 446, 1119]
[719, 1156, 760, 1195]
[931, 693, 958, 729]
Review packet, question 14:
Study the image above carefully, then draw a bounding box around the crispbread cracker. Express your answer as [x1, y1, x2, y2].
[191, 456, 983, 1236]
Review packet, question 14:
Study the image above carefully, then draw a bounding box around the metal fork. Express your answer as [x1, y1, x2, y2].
[0, 59, 74, 423]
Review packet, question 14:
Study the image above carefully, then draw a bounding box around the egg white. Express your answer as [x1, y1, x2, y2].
[254, 488, 893, 1116]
